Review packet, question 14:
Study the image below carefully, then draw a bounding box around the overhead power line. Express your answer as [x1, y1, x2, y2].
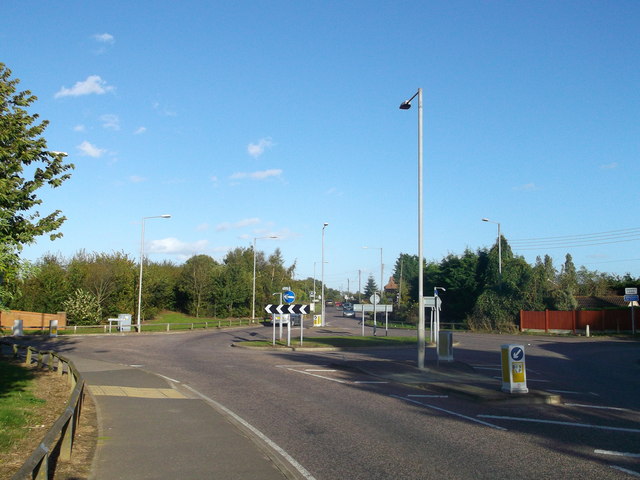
[510, 227, 640, 250]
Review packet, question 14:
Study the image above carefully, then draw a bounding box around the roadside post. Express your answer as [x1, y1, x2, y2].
[501, 344, 528, 394]
[437, 331, 453, 362]
[624, 288, 638, 335]
[12, 319, 23, 337]
[353, 303, 393, 337]
[265, 303, 309, 346]
[49, 320, 58, 338]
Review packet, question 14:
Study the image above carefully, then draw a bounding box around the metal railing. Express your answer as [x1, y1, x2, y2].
[1, 341, 85, 480]
[1, 318, 257, 335]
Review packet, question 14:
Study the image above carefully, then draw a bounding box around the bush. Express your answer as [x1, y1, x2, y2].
[63, 289, 101, 325]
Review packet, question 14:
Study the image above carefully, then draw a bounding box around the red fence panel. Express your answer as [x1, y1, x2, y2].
[522, 309, 633, 333]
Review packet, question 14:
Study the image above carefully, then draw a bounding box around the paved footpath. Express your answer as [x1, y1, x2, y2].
[69, 356, 307, 480]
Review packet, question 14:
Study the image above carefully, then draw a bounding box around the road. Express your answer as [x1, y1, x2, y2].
[38, 309, 640, 479]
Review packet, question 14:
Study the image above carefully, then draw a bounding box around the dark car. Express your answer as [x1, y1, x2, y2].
[342, 303, 355, 317]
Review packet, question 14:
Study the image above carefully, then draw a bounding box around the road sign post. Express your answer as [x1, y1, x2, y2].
[501, 344, 528, 394]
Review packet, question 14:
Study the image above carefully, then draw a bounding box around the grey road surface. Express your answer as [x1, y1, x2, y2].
[33, 310, 640, 479]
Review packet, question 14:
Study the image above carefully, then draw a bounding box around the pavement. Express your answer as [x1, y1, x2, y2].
[67, 345, 560, 480]
[70, 356, 309, 480]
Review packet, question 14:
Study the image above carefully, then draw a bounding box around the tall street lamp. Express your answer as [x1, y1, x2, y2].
[400, 88, 425, 368]
[482, 218, 502, 278]
[321, 222, 328, 327]
[252, 235, 278, 322]
[136, 214, 171, 333]
[362, 246, 383, 298]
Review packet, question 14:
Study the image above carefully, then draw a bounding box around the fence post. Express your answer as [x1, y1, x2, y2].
[545, 310, 550, 333]
[59, 409, 75, 461]
[13, 343, 19, 358]
[26, 346, 33, 365]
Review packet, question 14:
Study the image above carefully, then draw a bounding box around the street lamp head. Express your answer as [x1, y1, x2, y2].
[399, 101, 412, 110]
[160, 214, 171, 219]
[323, 222, 329, 227]
[482, 218, 490, 222]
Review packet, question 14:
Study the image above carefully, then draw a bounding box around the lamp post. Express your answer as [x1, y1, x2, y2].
[252, 235, 278, 322]
[136, 214, 171, 333]
[362, 246, 383, 299]
[400, 88, 425, 368]
[321, 222, 328, 326]
[482, 218, 502, 278]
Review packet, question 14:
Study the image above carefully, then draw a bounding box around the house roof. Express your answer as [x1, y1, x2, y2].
[384, 276, 398, 292]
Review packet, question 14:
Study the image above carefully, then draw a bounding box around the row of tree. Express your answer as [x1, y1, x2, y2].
[4, 248, 343, 324]
[4, 235, 636, 330]
[387, 237, 637, 331]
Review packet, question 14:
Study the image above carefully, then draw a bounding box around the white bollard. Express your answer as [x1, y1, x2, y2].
[586, 325, 590, 337]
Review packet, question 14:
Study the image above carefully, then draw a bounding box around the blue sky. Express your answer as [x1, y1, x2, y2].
[3, 1, 640, 291]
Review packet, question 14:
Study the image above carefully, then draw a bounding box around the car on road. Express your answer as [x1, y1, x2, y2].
[342, 303, 355, 317]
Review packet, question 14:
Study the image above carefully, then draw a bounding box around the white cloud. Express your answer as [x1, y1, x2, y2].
[73, 124, 86, 132]
[216, 217, 260, 232]
[100, 114, 120, 130]
[55, 75, 115, 98]
[600, 162, 618, 170]
[93, 33, 115, 44]
[147, 237, 209, 258]
[134, 126, 147, 135]
[247, 137, 274, 158]
[230, 169, 282, 180]
[77, 140, 106, 158]
[196, 223, 210, 232]
[129, 175, 146, 183]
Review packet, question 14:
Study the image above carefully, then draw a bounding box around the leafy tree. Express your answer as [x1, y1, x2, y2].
[11, 254, 69, 313]
[63, 288, 101, 325]
[0, 63, 74, 306]
[178, 255, 217, 317]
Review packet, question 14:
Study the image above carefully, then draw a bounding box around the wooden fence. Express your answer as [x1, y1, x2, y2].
[1, 341, 85, 480]
[0, 310, 67, 330]
[520, 309, 633, 334]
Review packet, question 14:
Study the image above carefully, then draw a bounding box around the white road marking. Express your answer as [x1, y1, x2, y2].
[287, 368, 347, 384]
[354, 381, 388, 384]
[595, 449, 640, 458]
[182, 384, 317, 480]
[610, 466, 640, 477]
[478, 415, 640, 433]
[304, 369, 337, 372]
[392, 395, 507, 431]
[407, 394, 449, 399]
[565, 404, 632, 412]
[548, 389, 582, 394]
[157, 374, 181, 384]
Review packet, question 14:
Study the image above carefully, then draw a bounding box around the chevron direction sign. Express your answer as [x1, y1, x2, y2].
[265, 304, 309, 314]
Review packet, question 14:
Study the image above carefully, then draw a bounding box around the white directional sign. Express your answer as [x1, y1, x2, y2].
[353, 304, 393, 312]
[264, 304, 309, 314]
[625, 287, 638, 295]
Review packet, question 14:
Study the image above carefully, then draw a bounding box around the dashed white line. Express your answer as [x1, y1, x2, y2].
[610, 466, 640, 477]
[354, 381, 388, 384]
[287, 368, 347, 383]
[393, 395, 507, 431]
[565, 404, 631, 412]
[408, 394, 449, 399]
[478, 415, 640, 433]
[595, 449, 640, 458]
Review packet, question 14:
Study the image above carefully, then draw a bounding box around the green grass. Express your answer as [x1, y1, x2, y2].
[241, 336, 417, 348]
[0, 360, 45, 450]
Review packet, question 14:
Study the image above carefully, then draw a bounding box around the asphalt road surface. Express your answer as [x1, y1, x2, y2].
[36, 309, 640, 479]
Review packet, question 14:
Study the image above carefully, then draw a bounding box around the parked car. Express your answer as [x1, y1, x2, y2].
[342, 303, 355, 317]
